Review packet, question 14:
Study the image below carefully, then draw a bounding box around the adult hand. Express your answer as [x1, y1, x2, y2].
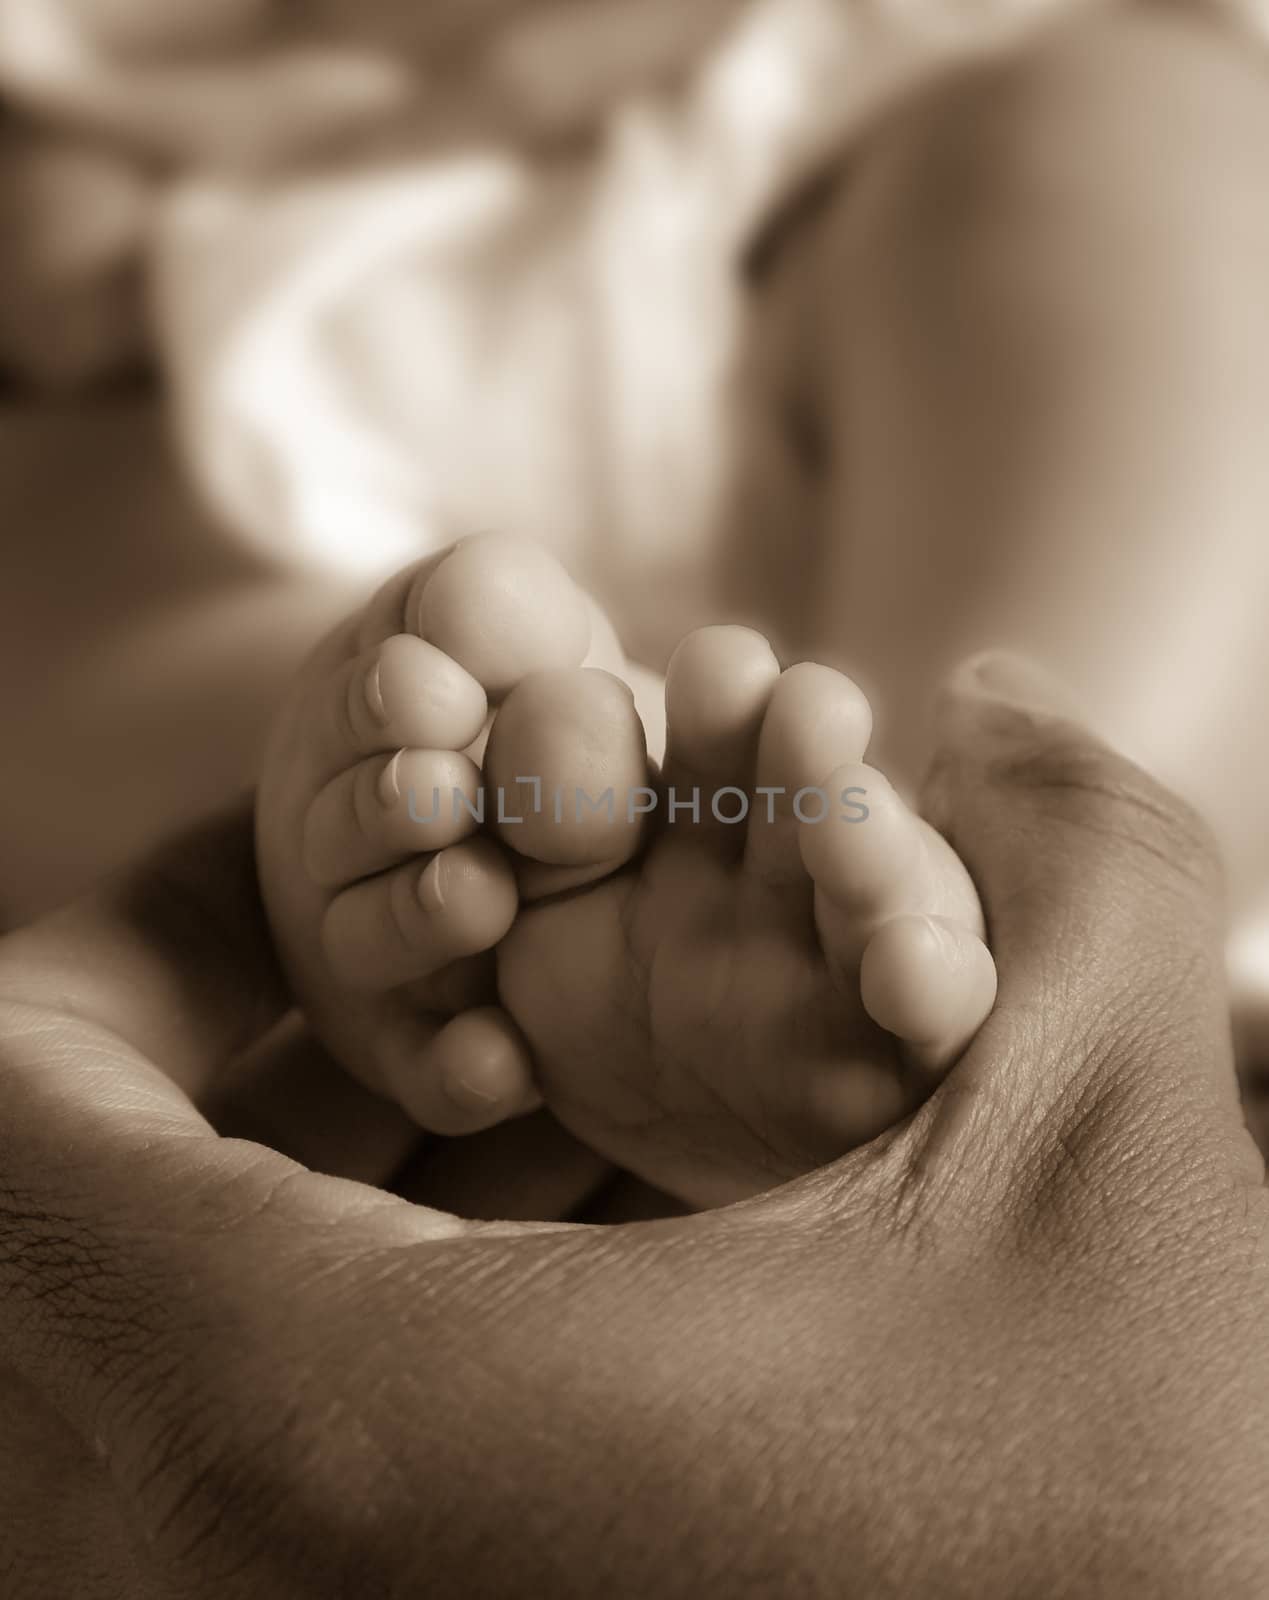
[2, 653, 1266, 1598]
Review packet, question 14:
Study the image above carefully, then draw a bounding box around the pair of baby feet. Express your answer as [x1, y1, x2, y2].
[257, 535, 997, 1208]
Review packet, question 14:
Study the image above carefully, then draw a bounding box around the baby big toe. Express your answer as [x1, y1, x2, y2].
[484, 667, 650, 895]
[661, 627, 781, 852]
[413, 533, 592, 698]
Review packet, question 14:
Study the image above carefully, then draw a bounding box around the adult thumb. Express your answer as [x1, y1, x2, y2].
[902, 651, 1258, 1226]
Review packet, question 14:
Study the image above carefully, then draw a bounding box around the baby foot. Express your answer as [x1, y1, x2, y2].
[256, 532, 650, 1137]
[494, 626, 997, 1208]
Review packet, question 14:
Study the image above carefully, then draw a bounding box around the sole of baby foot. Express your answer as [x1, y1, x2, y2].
[497, 626, 997, 1209]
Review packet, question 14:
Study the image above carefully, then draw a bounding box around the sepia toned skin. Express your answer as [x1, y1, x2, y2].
[253, 1, 1269, 1189]
[3, 657, 1269, 1597]
[6, 6, 1269, 1589]
[6, 5, 1269, 933]
[256, 534, 998, 1206]
[787, 4, 1269, 911]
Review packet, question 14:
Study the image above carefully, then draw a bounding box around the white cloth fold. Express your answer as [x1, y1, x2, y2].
[5, 0, 1108, 612]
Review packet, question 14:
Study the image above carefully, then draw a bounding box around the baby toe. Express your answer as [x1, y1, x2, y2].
[375, 1006, 542, 1137]
[664, 627, 781, 773]
[661, 630, 781, 853]
[800, 762, 927, 972]
[321, 837, 518, 992]
[354, 548, 454, 651]
[302, 634, 489, 787]
[860, 914, 998, 1073]
[302, 747, 484, 889]
[744, 662, 874, 889]
[484, 667, 650, 889]
[414, 533, 592, 698]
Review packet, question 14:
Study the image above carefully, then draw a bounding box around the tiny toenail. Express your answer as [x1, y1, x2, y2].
[920, 916, 963, 970]
[378, 750, 404, 806]
[418, 853, 447, 912]
[364, 659, 388, 725]
[445, 1067, 500, 1110]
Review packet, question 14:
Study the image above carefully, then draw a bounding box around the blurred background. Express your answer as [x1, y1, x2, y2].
[7, 0, 1267, 963]
[0, 0, 774, 920]
[10, 0, 1021, 922]
[8, 0, 1269, 1140]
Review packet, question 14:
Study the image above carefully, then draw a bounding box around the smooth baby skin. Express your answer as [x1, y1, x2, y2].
[492, 629, 995, 1207]
[2, 658, 1267, 1599]
[258, 536, 995, 1204]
